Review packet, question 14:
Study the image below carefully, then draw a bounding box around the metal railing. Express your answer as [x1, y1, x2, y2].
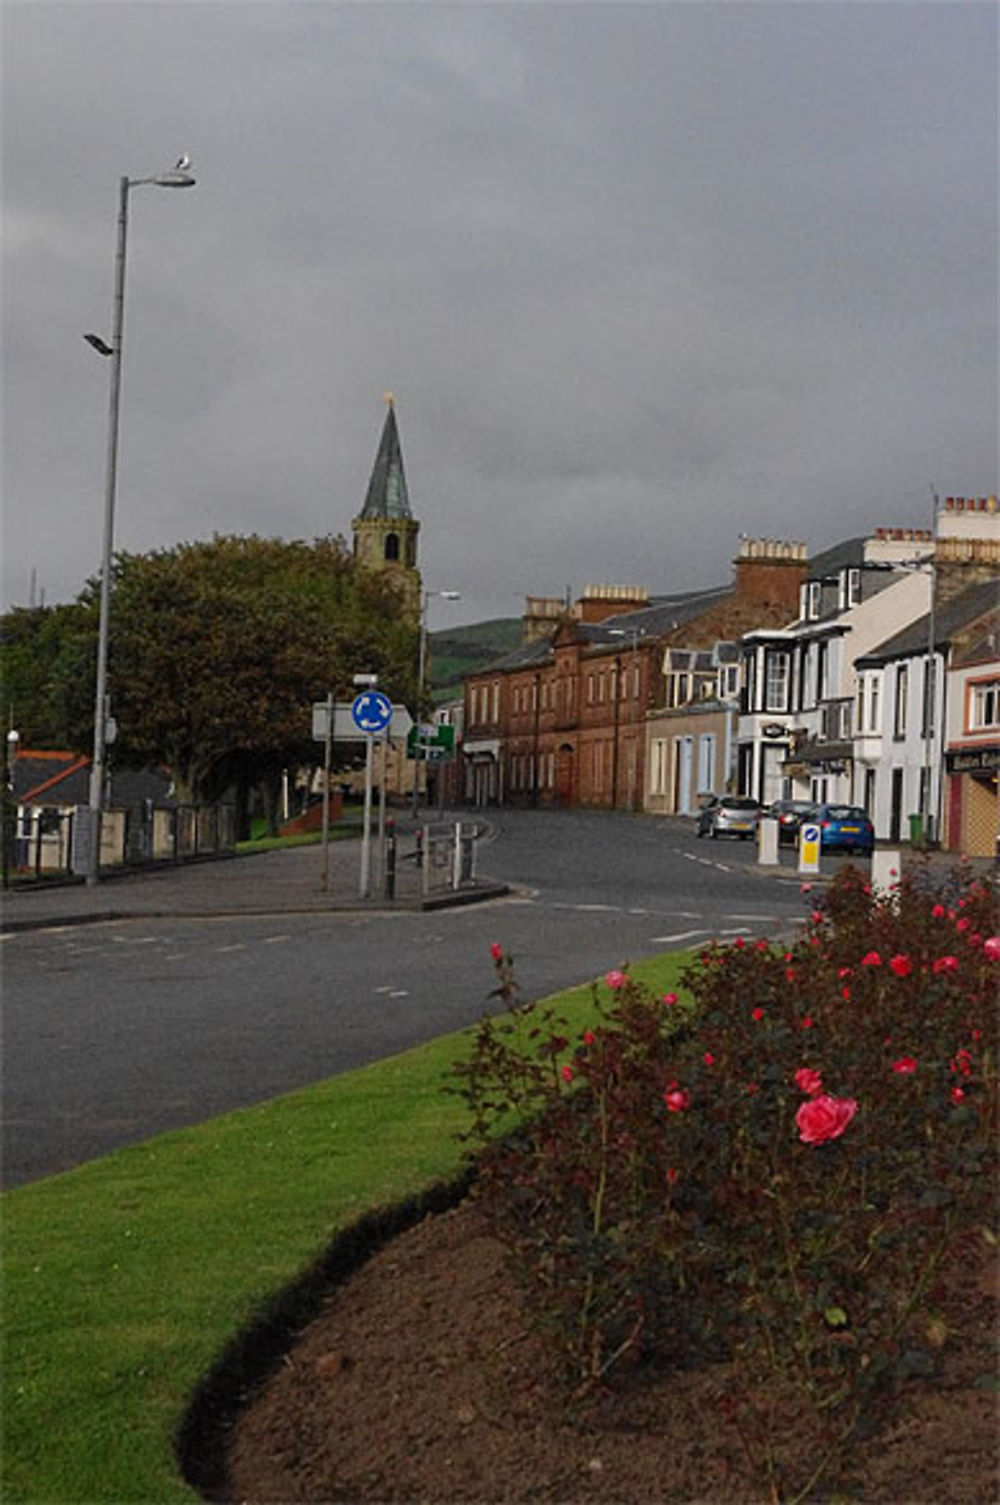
[4, 803, 236, 882]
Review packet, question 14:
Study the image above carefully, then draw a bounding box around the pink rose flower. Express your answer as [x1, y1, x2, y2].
[811, 910, 823, 925]
[891, 1057, 918, 1075]
[932, 904, 946, 919]
[663, 1083, 691, 1113]
[951, 1086, 966, 1104]
[983, 936, 1000, 961]
[662, 991, 678, 1006]
[751, 1006, 764, 1022]
[838, 966, 853, 980]
[861, 951, 882, 967]
[490, 942, 504, 962]
[794, 1066, 823, 1097]
[583, 1030, 596, 1046]
[956, 917, 970, 932]
[801, 1015, 814, 1029]
[605, 969, 627, 990]
[796, 1094, 858, 1145]
[889, 955, 913, 977]
[841, 987, 852, 1001]
[561, 1064, 574, 1083]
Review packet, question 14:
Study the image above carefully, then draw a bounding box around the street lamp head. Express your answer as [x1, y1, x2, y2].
[84, 333, 114, 357]
[150, 170, 196, 189]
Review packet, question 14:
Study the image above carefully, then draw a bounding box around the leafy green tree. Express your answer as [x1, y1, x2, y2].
[0, 601, 97, 749]
[105, 535, 417, 827]
[2, 535, 419, 834]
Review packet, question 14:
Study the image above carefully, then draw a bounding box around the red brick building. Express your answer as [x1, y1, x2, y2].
[461, 541, 808, 809]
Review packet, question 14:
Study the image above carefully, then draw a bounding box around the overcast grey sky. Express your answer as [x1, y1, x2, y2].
[3, 1, 996, 626]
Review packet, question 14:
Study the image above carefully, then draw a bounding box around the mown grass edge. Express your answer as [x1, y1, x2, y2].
[3, 952, 692, 1504]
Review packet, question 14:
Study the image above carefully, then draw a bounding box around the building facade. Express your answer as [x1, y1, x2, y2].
[461, 540, 808, 811]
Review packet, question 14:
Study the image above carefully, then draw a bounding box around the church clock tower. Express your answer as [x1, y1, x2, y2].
[351, 395, 421, 622]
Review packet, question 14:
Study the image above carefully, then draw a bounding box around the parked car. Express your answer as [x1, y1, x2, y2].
[764, 799, 816, 846]
[811, 803, 875, 855]
[695, 796, 762, 840]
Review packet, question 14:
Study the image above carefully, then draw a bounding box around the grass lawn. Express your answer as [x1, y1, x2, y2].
[3, 952, 692, 1503]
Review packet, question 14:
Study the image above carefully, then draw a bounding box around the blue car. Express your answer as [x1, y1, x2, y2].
[811, 803, 875, 856]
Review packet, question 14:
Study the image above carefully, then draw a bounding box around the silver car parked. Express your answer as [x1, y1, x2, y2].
[695, 796, 762, 840]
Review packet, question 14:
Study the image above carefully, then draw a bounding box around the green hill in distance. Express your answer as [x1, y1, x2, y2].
[428, 617, 522, 703]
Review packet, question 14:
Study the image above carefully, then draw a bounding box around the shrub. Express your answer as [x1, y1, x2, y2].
[449, 866, 998, 1501]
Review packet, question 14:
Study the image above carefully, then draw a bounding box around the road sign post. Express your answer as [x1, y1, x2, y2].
[320, 689, 333, 892]
[351, 691, 392, 899]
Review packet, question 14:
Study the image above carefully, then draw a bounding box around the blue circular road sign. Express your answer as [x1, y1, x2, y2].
[351, 690, 393, 735]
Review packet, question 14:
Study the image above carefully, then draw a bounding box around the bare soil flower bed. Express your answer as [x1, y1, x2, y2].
[220, 1196, 998, 1503]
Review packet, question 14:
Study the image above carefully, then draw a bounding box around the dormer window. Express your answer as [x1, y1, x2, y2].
[838, 568, 862, 611]
[806, 581, 822, 620]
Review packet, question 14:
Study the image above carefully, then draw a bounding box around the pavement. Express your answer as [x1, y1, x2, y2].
[0, 814, 510, 934]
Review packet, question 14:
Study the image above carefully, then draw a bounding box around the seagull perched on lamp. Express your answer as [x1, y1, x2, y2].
[175, 153, 192, 172]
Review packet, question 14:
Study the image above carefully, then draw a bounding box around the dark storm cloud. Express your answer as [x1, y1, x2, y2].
[3, 2, 996, 622]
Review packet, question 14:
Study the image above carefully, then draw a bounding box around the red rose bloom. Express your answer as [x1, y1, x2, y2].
[891, 1057, 918, 1075]
[794, 1066, 823, 1097]
[933, 956, 959, 974]
[795, 1094, 858, 1145]
[663, 1082, 691, 1113]
[889, 955, 913, 977]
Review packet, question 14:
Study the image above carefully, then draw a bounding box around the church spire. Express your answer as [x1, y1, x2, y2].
[351, 395, 421, 620]
[359, 394, 412, 521]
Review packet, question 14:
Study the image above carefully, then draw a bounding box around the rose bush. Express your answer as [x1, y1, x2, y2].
[450, 862, 998, 1502]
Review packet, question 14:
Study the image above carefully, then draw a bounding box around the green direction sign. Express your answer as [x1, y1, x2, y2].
[407, 723, 456, 760]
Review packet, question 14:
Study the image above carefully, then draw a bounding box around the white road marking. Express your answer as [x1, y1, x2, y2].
[389, 989, 410, 998]
[262, 935, 292, 945]
[649, 929, 709, 944]
[216, 943, 246, 954]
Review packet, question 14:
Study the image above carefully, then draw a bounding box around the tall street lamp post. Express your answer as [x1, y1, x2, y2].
[608, 627, 645, 810]
[412, 589, 461, 816]
[85, 162, 196, 884]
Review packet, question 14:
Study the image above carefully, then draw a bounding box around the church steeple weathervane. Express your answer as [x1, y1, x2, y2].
[352, 394, 421, 618]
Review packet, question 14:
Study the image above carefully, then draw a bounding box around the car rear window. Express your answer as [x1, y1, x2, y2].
[826, 806, 866, 821]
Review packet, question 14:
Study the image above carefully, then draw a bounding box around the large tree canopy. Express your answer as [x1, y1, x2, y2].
[2, 534, 419, 807]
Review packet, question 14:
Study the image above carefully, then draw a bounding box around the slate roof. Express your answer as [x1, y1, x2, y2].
[13, 752, 175, 808]
[855, 578, 1000, 667]
[358, 401, 412, 521]
[807, 537, 868, 579]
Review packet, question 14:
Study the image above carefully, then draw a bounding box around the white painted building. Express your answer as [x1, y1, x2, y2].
[737, 497, 998, 842]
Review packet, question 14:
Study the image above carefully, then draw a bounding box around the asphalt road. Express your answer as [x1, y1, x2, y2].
[2, 808, 814, 1188]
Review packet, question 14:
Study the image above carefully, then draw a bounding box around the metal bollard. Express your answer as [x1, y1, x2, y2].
[384, 819, 396, 900]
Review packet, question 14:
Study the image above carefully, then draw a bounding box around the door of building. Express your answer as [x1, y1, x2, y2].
[890, 768, 904, 843]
